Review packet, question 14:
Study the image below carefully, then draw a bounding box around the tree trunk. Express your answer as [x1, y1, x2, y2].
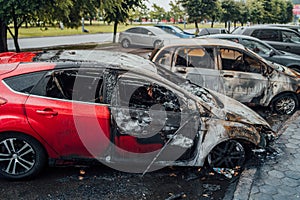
[194, 20, 199, 36]
[89, 18, 92, 25]
[13, 17, 21, 52]
[113, 20, 118, 43]
[211, 16, 215, 28]
[0, 19, 8, 53]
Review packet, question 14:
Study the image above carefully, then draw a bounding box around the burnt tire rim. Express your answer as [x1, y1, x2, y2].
[274, 96, 296, 115]
[208, 140, 245, 169]
[0, 138, 36, 176]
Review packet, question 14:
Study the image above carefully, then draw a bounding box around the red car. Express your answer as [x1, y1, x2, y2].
[0, 51, 276, 180]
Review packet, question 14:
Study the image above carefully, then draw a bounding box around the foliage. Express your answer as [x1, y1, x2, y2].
[168, 0, 185, 22]
[149, 4, 166, 21]
[100, 0, 142, 42]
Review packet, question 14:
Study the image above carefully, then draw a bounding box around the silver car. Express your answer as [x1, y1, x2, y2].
[119, 26, 178, 49]
[151, 39, 300, 115]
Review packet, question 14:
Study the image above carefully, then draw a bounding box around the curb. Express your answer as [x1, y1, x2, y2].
[231, 111, 300, 200]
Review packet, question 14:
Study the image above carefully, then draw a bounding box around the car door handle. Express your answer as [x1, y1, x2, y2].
[36, 109, 58, 116]
[223, 74, 234, 78]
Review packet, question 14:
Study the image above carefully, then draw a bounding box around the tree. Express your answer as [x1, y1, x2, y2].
[247, 0, 265, 24]
[180, 0, 219, 32]
[149, 4, 166, 22]
[128, 2, 149, 24]
[0, 0, 73, 52]
[169, 0, 185, 23]
[220, 0, 238, 30]
[179, 0, 204, 33]
[237, 1, 249, 26]
[0, 19, 7, 52]
[101, 0, 142, 43]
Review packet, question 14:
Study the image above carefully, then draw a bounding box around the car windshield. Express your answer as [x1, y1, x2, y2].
[173, 26, 184, 33]
[151, 28, 173, 36]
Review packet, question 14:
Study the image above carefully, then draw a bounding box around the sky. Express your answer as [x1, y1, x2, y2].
[145, 0, 172, 11]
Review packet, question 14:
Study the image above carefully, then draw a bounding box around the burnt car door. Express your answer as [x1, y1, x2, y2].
[25, 68, 111, 159]
[107, 69, 200, 169]
[218, 47, 269, 104]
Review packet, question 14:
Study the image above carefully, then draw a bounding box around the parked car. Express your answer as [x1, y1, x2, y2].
[0, 51, 276, 180]
[198, 34, 300, 72]
[264, 24, 300, 33]
[155, 24, 195, 38]
[118, 26, 178, 49]
[198, 28, 229, 36]
[150, 38, 300, 115]
[232, 26, 300, 55]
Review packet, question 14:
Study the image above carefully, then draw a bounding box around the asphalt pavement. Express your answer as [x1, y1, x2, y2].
[233, 111, 300, 200]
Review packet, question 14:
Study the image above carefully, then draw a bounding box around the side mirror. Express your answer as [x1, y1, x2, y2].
[148, 32, 154, 36]
[269, 49, 276, 57]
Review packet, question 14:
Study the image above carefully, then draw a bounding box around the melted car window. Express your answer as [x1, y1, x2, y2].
[174, 47, 214, 69]
[220, 48, 262, 73]
[32, 69, 104, 103]
[112, 77, 181, 142]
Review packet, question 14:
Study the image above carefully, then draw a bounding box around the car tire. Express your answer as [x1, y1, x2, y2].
[121, 39, 130, 48]
[207, 140, 246, 169]
[153, 40, 162, 49]
[0, 133, 47, 180]
[272, 93, 298, 115]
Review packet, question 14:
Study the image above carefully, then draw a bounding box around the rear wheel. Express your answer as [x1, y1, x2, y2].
[272, 93, 298, 115]
[0, 133, 47, 180]
[207, 140, 246, 169]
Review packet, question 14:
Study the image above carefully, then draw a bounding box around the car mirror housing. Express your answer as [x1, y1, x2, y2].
[269, 49, 276, 57]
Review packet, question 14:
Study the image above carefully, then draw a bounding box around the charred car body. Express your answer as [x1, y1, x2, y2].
[151, 39, 300, 115]
[0, 51, 276, 180]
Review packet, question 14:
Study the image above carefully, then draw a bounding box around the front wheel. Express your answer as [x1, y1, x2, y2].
[121, 39, 130, 48]
[0, 133, 47, 180]
[272, 94, 298, 115]
[207, 140, 246, 169]
[153, 40, 162, 49]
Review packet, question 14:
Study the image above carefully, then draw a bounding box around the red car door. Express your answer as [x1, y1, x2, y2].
[25, 69, 111, 159]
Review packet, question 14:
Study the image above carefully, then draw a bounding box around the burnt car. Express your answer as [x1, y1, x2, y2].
[0, 51, 275, 180]
[150, 39, 300, 115]
[198, 34, 300, 72]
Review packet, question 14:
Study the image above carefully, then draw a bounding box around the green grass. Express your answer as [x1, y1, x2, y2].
[7, 21, 226, 39]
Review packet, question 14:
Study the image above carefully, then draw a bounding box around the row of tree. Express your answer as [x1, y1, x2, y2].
[0, 0, 142, 52]
[0, 0, 295, 53]
[141, 0, 294, 33]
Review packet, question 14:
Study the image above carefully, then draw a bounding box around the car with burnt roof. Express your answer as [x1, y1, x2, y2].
[198, 34, 300, 72]
[150, 39, 300, 115]
[0, 51, 276, 180]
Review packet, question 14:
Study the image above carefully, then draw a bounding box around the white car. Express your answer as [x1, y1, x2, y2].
[119, 26, 178, 49]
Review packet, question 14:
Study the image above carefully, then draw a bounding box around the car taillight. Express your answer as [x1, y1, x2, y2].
[0, 97, 7, 105]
